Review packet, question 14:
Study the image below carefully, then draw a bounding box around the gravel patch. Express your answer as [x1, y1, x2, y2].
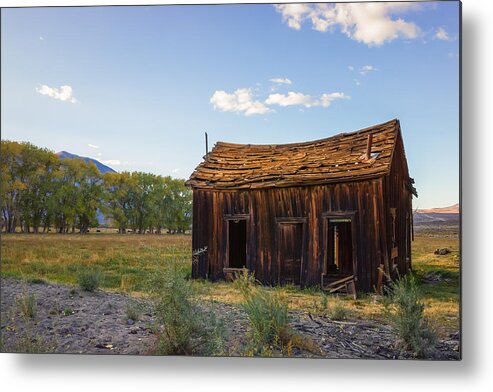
[1, 277, 460, 359]
[1, 277, 154, 354]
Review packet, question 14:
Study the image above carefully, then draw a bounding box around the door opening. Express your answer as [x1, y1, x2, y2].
[228, 219, 247, 269]
[326, 218, 353, 277]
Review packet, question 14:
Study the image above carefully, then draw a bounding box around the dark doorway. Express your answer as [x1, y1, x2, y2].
[278, 222, 303, 285]
[228, 219, 247, 269]
[326, 218, 353, 276]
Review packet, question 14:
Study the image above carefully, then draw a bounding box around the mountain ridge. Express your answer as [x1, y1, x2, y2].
[56, 151, 116, 174]
[416, 203, 459, 214]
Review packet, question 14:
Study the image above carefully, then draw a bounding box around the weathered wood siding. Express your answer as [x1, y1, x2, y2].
[383, 132, 413, 278]
[191, 177, 398, 292]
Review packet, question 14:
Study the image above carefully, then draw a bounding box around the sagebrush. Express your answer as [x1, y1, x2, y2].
[235, 272, 290, 355]
[125, 300, 142, 321]
[146, 261, 225, 356]
[330, 297, 350, 321]
[77, 268, 101, 292]
[18, 292, 37, 320]
[384, 274, 436, 357]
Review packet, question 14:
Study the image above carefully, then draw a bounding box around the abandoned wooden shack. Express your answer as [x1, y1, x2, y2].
[185, 119, 417, 293]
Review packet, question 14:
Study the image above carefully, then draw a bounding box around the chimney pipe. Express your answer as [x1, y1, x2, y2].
[205, 132, 209, 156]
[365, 134, 373, 160]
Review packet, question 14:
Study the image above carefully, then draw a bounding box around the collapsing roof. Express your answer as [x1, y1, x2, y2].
[186, 119, 415, 193]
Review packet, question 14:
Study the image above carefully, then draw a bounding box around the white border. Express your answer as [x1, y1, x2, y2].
[2, 0, 492, 391]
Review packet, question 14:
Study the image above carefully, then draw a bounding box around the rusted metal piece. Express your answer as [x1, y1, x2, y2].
[187, 119, 415, 292]
[366, 134, 373, 160]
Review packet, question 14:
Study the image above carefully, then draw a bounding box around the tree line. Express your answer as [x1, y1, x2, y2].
[0, 140, 192, 234]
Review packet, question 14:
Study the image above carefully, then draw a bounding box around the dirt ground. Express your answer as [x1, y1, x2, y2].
[0, 277, 460, 359]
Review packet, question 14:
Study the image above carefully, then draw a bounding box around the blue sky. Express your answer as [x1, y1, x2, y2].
[1, 1, 459, 208]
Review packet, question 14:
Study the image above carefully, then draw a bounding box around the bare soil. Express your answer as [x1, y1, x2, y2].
[0, 277, 460, 359]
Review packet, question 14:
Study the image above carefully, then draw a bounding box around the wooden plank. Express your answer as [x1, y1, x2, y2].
[346, 280, 357, 300]
[327, 275, 355, 287]
[376, 264, 384, 295]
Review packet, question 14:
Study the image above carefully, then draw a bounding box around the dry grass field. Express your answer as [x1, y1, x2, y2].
[0, 234, 190, 292]
[0, 230, 459, 338]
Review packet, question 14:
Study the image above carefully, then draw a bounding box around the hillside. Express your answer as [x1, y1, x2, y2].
[56, 151, 116, 174]
[416, 203, 459, 214]
[413, 203, 460, 224]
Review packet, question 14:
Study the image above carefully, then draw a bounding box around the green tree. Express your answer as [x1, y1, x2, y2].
[102, 171, 133, 233]
[51, 158, 101, 233]
[18, 145, 60, 233]
[1, 139, 191, 235]
[1, 141, 25, 232]
[75, 161, 102, 233]
[164, 178, 192, 234]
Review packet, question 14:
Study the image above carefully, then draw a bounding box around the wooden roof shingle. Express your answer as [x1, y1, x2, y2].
[186, 119, 402, 190]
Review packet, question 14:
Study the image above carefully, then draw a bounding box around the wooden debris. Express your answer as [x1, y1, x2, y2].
[321, 274, 357, 298]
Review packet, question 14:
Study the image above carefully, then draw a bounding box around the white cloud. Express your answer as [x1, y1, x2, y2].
[274, 2, 420, 46]
[348, 65, 354, 71]
[275, 3, 312, 30]
[97, 153, 102, 157]
[101, 159, 121, 165]
[269, 78, 292, 85]
[360, 65, 378, 75]
[88, 144, 99, 149]
[210, 88, 273, 116]
[265, 92, 314, 107]
[36, 84, 77, 103]
[434, 27, 450, 41]
[354, 79, 361, 86]
[39, 36, 44, 41]
[100, 160, 136, 166]
[265, 91, 349, 108]
[319, 92, 350, 107]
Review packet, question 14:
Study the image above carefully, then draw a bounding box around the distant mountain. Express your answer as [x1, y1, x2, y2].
[56, 151, 116, 174]
[413, 203, 460, 225]
[416, 203, 459, 214]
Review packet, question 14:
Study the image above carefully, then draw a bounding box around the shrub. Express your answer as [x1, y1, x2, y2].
[146, 261, 225, 356]
[63, 307, 74, 316]
[384, 274, 436, 357]
[330, 297, 349, 321]
[125, 300, 142, 321]
[77, 268, 101, 292]
[18, 293, 37, 320]
[235, 272, 289, 355]
[318, 292, 329, 316]
[8, 329, 56, 353]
